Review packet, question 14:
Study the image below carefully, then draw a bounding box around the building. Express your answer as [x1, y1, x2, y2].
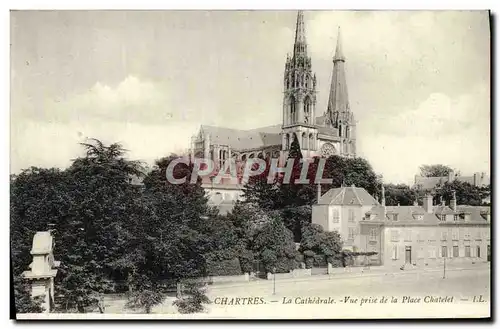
[312, 186, 491, 267]
[189, 11, 358, 212]
[414, 170, 490, 190]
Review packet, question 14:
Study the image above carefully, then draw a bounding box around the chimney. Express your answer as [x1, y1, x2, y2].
[381, 184, 386, 207]
[317, 183, 322, 204]
[450, 190, 457, 212]
[423, 194, 433, 213]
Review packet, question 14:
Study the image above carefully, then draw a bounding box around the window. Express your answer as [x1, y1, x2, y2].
[453, 246, 459, 258]
[348, 209, 355, 223]
[441, 246, 448, 258]
[369, 228, 377, 241]
[290, 96, 296, 123]
[393, 214, 399, 221]
[428, 247, 437, 259]
[309, 134, 314, 151]
[464, 232, 471, 240]
[452, 229, 458, 241]
[304, 97, 311, 123]
[302, 133, 307, 149]
[475, 230, 482, 240]
[454, 214, 459, 221]
[439, 215, 446, 221]
[465, 246, 471, 257]
[332, 209, 340, 223]
[390, 230, 399, 242]
[348, 227, 355, 240]
[392, 246, 398, 260]
[441, 231, 448, 241]
[285, 134, 290, 150]
[477, 246, 481, 258]
[428, 230, 436, 242]
[404, 230, 412, 242]
[417, 246, 425, 259]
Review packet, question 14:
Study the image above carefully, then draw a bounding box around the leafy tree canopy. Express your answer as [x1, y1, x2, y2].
[419, 164, 454, 177]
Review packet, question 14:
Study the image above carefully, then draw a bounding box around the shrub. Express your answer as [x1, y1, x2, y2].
[174, 281, 211, 314]
[238, 249, 254, 274]
[206, 258, 242, 276]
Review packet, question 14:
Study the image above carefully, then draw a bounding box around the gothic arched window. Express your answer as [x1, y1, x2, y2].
[290, 96, 296, 124]
[304, 96, 311, 124]
[302, 132, 307, 150]
[309, 133, 314, 151]
[346, 126, 350, 138]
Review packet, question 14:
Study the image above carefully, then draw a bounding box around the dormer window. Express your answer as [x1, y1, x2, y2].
[439, 215, 446, 221]
[453, 214, 459, 221]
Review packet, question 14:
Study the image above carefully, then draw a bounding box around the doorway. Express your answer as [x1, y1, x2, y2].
[477, 246, 481, 259]
[405, 246, 412, 264]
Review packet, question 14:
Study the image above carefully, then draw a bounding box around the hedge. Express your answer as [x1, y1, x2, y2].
[206, 258, 243, 276]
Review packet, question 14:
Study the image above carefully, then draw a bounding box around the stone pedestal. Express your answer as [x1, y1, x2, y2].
[22, 231, 60, 313]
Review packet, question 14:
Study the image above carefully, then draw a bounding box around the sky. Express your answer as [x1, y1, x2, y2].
[10, 10, 490, 184]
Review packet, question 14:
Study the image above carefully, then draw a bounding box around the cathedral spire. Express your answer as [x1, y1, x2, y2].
[293, 11, 307, 58]
[327, 26, 350, 123]
[333, 27, 345, 62]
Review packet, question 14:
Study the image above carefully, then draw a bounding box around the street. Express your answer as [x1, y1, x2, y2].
[203, 267, 491, 319]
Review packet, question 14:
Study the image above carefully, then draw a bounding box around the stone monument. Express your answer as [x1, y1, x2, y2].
[23, 231, 60, 313]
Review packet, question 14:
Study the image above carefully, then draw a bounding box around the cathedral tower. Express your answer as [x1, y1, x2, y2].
[326, 27, 356, 157]
[282, 11, 319, 157]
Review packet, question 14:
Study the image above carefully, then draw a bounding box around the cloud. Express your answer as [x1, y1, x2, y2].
[11, 75, 202, 172]
[10, 119, 199, 173]
[358, 84, 490, 184]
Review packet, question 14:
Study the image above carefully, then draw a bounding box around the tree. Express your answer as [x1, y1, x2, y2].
[13, 275, 44, 313]
[299, 224, 343, 268]
[241, 158, 281, 210]
[436, 180, 484, 206]
[383, 184, 419, 206]
[419, 164, 453, 177]
[252, 217, 298, 273]
[288, 133, 303, 159]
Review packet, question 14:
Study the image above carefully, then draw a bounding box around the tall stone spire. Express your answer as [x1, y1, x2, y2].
[327, 27, 350, 125]
[282, 10, 318, 155]
[333, 26, 345, 62]
[293, 11, 307, 58]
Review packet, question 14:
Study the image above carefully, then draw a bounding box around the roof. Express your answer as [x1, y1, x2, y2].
[318, 185, 379, 206]
[433, 205, 455, 215]
[200, 125, 282, 151]
[363, 204, 490, 226]
[414, 173, 490, 189]
[413, 176, 447, 190]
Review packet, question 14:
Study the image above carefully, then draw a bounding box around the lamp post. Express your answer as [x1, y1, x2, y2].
[272, 267, 276, 295]
[443, 256, 446, 279]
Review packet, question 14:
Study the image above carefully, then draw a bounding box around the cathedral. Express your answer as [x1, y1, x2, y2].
[190, 11, 356, 168]
[188, 11, 358, 211]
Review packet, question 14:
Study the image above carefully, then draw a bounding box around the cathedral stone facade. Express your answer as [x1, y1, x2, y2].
[190, 11, 357, 170]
